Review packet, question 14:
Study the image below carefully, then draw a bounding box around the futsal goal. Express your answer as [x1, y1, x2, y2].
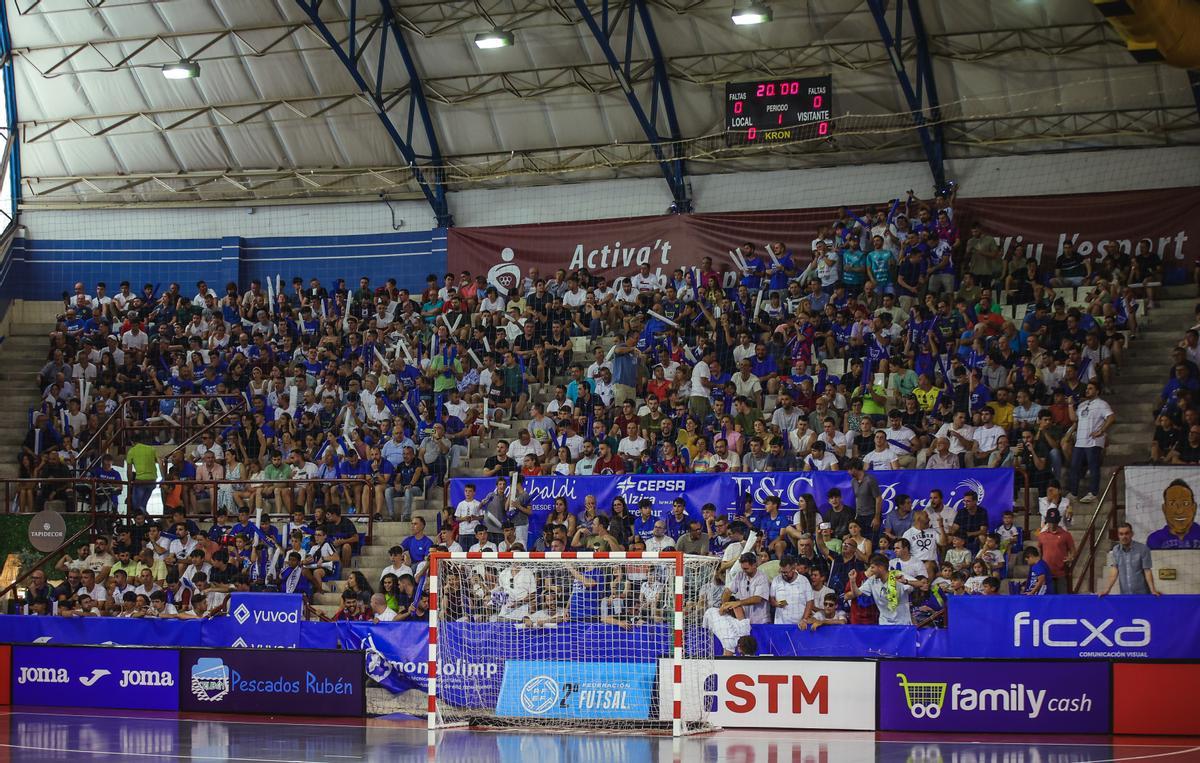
[427, 551, 719, 736]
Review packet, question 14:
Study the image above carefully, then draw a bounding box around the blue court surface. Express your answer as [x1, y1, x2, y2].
[2, 708, 1199, 763]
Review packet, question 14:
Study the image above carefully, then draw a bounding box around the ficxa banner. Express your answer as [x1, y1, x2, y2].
[878, 661, 1110, 734]
[947, 595, 1200, 659]
[179, 648, 364, 716]
[12, 645, 179, 711]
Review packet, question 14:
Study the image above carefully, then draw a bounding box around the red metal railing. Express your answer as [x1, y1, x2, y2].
[1070, 467, 1122, 593]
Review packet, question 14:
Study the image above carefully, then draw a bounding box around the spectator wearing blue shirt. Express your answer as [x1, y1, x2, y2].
[401, 516, 434, 567]
[664, 498, 691, 540]
[761, 496, 790, 560]
[633, 499, 658, 541]
[1022, 546, 1050, 595]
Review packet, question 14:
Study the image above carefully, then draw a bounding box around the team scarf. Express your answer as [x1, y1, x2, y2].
[884, 569, 904, 610]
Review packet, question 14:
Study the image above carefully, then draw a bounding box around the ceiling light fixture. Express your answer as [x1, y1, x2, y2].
[474, 28, 514, 49]
[731, 2, 772, 25]
[162, 59, 200, 80]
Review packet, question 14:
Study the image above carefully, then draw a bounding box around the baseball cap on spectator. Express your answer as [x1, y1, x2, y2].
[1044, 508, 1062, 525]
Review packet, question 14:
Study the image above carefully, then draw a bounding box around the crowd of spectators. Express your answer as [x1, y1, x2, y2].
[14, 184, 1175, 624]
[1151, 309, 1200, 464]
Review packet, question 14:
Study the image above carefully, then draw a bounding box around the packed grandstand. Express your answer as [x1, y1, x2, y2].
[14, 180, 1182, 629]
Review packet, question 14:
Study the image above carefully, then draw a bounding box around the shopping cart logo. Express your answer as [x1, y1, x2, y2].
[897, 673, 947, 719]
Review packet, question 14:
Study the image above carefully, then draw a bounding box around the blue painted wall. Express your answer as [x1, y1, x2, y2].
[2, 229, 448, 300]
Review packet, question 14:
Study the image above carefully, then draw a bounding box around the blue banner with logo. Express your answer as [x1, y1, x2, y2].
[12, 645, 179, 710]
[218, 593, 304, 648]
[948, 595, 1200, 659]
[450, 468, 1013, 539]
[0, 616, 205, 646]
[495, 660, 657, 720]
[179, 647, 364, 716]
[879, 660, 1110, 733]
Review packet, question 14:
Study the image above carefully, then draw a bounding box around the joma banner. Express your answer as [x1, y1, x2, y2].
[450, 468, 1013, 541]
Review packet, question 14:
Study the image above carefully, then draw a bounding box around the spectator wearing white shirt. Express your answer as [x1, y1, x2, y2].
[862, 431, 900, 470]
[769, 557, 814, 626]
[617, 422, 648, 459]
[495, 563, 537, 621]
[1068, 382, 1115, 503]
[803, 441, 839, 470]
[902, 510, 941, 567]
[468, 526, 498, 553]
[507, 429, 543, 463]
[882, 410, 918, 468]
[722, 553, 771, 625]
[646, 521, 676, 553]
[934, 411, 975, 459]
[969, 408, 1005, 466]
[371, 593, 398, 622]
[889, 538, 928, 580]
[818, 417, 848, 458]
[454, 483, 483, 536]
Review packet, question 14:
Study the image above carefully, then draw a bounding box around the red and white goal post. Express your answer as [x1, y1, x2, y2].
[427, 550, 719, 736]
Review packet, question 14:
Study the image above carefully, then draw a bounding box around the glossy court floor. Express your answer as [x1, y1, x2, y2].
[1, 707, 1198, 762]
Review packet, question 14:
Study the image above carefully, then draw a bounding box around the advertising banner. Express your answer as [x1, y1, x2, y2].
[451, 468, 1013, 541]
[203, 593, 305, 648]
[878, 660, 1110, 734]
[1123, 466, 1200, 550]
[1113, 663, 1200, 735]
[0, 615, 206, 646]
[448, 188, 1200, 287]
[660, 659, 876, 730]
[947, 595, 1200, 659]
[179, 648, 364, 716]
[0, 645, 9, 705]
[12, 645, 179, 711]
[495, 660, 657, 720]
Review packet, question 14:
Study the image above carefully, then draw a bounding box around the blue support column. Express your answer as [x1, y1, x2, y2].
[575, 0, 691, 212]
[293, 0, 453, 226]
[0, 0, 21, 217]
[867, 0, 948, 194]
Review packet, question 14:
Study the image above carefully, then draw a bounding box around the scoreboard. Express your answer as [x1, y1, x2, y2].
[724, 76, 832, 143]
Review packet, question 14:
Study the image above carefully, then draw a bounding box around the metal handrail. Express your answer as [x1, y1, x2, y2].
[1070, 466, 1122, 593]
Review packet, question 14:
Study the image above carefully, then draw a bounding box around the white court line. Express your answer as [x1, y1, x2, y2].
[0, 742, 352, 763]
[1085, 747, 1200, 763]
[0, 709, 378, 730]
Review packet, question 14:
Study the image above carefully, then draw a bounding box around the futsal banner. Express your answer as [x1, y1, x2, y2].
[1123, 465, 1200, 550]
[449, 468, 1014, 541]
[947, 595, 1200, 659]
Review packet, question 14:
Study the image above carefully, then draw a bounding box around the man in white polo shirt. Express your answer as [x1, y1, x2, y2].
[769, 556, 814, 627]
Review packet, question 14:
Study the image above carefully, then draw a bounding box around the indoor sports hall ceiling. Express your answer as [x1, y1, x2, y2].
[5, 0, 1199, 208]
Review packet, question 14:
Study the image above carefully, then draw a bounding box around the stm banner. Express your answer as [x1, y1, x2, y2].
[878, 661, 1110, 734]
[659, 659, 876, 730]
[947, 595, 1200, 659]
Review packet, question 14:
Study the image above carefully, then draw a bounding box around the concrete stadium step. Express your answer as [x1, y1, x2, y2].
[8, 323, 54, 337]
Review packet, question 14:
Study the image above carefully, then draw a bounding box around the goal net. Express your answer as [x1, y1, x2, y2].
[428, 551, 720, 736]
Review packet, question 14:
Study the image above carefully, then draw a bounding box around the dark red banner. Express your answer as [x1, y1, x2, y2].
[448, 187, 1200, 285]
[1113, 663, 1200, 735]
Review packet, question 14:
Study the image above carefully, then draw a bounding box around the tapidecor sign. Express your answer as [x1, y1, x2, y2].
[11, 645, 179, 711]
[179, 648, 364, 716]
[658, 659, 876, 730]
[27, 510, 66, 553]
[878, 661, 1110, 734]
[1113, 663, 1200, 735]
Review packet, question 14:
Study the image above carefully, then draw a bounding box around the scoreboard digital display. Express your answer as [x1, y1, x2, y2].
[725, 76, 832, 143]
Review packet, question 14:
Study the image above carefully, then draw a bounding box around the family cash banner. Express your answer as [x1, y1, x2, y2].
[450, 468, 1013, 541]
